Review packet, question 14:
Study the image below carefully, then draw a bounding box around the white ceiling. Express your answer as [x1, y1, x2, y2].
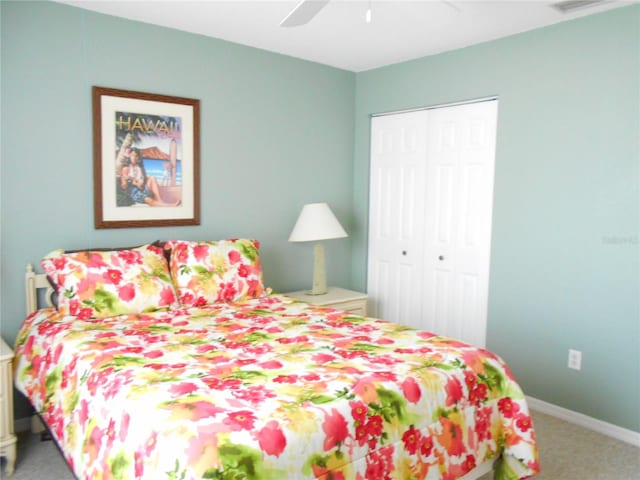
[57, 0, 632, 72]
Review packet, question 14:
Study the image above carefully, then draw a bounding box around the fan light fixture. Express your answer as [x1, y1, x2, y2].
[289, 202, 348, 295]
[281, 0, 462, 28]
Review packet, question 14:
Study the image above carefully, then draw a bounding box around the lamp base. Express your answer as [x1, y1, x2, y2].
[305, 289, 328, 296]
[309, 242, 327, 295]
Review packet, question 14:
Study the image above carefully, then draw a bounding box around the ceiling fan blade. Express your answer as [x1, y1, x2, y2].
[442, 1, 462, 13]
[280, 0, 330, 27]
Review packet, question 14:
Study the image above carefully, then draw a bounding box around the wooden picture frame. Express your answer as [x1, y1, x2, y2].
[93, 86, 200, 228]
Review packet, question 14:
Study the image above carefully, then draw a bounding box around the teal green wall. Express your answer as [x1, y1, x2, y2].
[2, 1, 639, 434]
[353, 6, 639, 432]
[1, 1, 355, 416]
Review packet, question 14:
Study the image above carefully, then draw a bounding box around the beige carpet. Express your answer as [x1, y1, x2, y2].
[478, 410, 640, 479]
[3, 410, 639, 479]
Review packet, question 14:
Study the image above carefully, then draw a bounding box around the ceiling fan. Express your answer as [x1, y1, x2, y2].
[280, 0, 462, 28]
[280, 0, 331, 27]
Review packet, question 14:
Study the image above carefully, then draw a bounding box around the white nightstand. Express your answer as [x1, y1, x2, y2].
[0, 338, 16, 476]
[285, 287, 368, 316]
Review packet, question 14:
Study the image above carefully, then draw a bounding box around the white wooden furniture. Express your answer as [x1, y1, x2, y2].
[0, 337, 17, 477]
[25, 265, 53, 436]
[285, 287, 367, 316]
[26, 264, 55, 315]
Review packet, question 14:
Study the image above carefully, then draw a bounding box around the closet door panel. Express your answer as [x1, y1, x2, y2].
[367, 110, 428, 326]
[422, 101, 497, 347]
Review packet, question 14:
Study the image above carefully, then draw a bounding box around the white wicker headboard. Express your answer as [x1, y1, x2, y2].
[25, 264, 55, 315]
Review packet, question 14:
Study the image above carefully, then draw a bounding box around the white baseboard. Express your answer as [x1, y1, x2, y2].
[527, 396, 640, 447]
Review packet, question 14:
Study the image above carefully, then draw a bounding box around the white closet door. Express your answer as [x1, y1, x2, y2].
[367, 110, 428, 323]
[367, 100, 498, 348]
[422, 101, 497, 347]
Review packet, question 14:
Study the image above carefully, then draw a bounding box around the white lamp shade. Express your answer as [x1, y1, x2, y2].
[289, 202, 348, 242]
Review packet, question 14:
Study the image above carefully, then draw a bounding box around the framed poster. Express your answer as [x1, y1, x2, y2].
[93, 86, 200, 228]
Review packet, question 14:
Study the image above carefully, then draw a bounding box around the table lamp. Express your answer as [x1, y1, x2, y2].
[289, 202, 348, 295]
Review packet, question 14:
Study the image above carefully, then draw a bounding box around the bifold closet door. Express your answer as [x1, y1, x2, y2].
[367, 110, 429, 326]
[367, 100, 498, 347]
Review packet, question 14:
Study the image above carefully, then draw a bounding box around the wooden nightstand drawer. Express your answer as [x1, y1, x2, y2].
[285, 287, 367, 316]
[324, 299, 367, 315]
[0, 337, 17, 476]
[0, 388, 5, 438]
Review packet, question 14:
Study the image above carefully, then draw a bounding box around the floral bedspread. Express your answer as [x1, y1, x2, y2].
[14, 295, 539, 480]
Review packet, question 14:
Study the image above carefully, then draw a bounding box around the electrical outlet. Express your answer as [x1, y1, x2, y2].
[568, 349, 582, 370]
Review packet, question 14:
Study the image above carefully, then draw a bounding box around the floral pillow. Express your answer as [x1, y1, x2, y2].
[40, 244, 178, 319]
[165, 239, 267, 307]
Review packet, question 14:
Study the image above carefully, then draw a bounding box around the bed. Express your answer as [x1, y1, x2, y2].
[13, 240, 539, 480]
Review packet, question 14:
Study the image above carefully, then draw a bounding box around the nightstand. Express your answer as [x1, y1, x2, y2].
[0, 338, 16, 476]
[286, 287, 368, 316]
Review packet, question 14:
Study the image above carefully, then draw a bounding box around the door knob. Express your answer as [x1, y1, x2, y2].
[402, 250, 407, 256]
[438, 255, 444, 261]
